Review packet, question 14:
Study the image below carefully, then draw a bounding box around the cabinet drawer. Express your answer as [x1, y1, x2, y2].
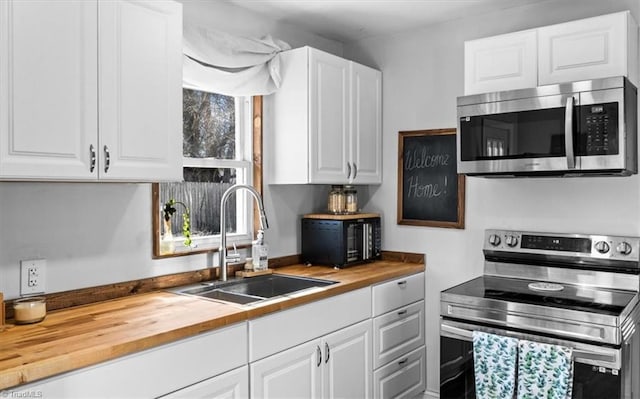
[372, 272, 424, 316]
[373, 300, 424, 369]
[373, 345, 426, 399]
[249, 287, 371, 362]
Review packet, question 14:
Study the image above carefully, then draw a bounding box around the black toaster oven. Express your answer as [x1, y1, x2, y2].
[301, 214, 381, 268]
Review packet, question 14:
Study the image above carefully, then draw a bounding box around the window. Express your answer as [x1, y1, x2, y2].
[152, 89, 260, 257]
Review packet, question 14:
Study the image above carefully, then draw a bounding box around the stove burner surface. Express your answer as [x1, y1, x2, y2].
[444, 276, 635, 316]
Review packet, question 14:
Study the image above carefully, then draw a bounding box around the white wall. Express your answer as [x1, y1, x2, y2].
[0, 1, 341, 299]
[343, 0, 640, 394]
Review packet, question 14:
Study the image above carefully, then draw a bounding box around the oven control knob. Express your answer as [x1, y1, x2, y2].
[488, 234, 501, 246]
[595, 241, 610, 254]
[616, 242, 632, 255]
[505, 235, 519, 247]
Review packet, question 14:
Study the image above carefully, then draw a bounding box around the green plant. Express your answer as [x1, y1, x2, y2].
[163, 199, 192, 247]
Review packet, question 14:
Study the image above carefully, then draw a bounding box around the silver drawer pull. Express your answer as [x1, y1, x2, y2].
[397, 309, 408, 316]
[397, 280, 407, 287]
[398, 357, 409, 366]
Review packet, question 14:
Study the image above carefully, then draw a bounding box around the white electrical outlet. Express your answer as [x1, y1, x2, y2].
[20, 259, 46, 295]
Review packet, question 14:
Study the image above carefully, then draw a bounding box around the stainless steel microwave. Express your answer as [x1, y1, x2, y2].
[456, 77, 637, 177]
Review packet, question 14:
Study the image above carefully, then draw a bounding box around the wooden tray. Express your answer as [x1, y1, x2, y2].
[235, 269, 274, 278]
[303, 213, 380, 220]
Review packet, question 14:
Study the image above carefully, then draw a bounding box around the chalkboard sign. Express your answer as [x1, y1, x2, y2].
[397, 128, 465, 228]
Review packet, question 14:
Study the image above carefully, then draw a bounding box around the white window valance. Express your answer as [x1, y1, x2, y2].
[183, 27, 291, 96]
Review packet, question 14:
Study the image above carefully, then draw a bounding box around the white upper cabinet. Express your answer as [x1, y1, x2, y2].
[538, 11, 638, 86]
[0, 0, 98, 179]
[98, 0, 182, 181]
[0, 0, 182, 181]
[464, 11, 639, 95]
[270, 46, 382, 185]
[308, 49, 351, 183]
[464, 30, 537, 95]
[350, 62, 382, 184]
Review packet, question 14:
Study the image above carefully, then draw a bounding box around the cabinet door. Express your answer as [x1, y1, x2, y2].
[323, 320, 373, 399]
[160, 366, 249, 399]
[350, 62, 382, 184]
[464, 30, 537, 95]
[308, 49, 350, 183]
[0, 0, 98, 179]
[98, 0, 182, 181]
[250, 339, 323, 399]
[538, 12, 637, 86]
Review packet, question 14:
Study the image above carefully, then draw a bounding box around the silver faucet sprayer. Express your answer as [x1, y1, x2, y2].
[219, 184, 269, 281]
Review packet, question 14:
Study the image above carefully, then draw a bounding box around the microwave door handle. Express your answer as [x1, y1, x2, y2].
[565, 96, 576, 169]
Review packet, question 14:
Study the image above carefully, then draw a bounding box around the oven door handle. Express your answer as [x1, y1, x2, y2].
[440, 321, 621, 368]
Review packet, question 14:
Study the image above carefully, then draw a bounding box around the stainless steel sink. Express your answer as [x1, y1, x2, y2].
[172, 274, 337, 305]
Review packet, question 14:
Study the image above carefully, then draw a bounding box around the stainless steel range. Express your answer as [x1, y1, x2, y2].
[440, 229, 640, 399]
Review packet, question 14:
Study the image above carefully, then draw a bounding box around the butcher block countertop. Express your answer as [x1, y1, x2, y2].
[0, 258, 424, 390]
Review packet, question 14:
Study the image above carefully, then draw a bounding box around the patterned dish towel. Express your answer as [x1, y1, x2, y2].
[517, 340, 574, 399]
[472, 331, 519, 399]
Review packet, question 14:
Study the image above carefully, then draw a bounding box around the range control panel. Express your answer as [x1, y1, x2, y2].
[484, 229, 640, 263]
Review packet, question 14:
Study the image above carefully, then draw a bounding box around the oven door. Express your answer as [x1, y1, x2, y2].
[440, 319, 625, 399]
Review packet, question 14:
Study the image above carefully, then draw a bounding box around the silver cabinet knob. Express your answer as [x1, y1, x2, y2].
[616, 242, 632, 255]
[505, 235, 519, 247]
[595, 241, 610, 254]
[488, 234, 501, 246]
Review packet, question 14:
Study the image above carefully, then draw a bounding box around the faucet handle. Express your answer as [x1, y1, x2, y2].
[226, 243, 241, 261]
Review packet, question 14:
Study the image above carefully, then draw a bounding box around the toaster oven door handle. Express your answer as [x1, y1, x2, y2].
[362, 223, 371, 260]
[565, 96, 576, 170]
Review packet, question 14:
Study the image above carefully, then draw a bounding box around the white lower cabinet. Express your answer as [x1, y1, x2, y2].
[372, 273, 426, 398]
[250, 319, 372, 399]
[250, 337, 323, 398]
[160, 365, 249, 399]
[324, 320, 373, 399]
[14, 322, 247, 398]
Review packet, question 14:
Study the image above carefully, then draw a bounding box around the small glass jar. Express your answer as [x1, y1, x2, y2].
[13, 297, 47, 324]
[344, 185, 358, 214]
[327, 185, 345, 214]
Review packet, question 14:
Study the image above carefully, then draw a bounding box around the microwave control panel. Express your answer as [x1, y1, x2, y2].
[578, 102, 619, 156]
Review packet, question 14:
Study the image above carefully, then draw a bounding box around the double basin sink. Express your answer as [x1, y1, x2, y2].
[172, 274, 337, 305]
